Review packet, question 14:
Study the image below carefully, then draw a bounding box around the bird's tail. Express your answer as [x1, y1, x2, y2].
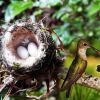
[66, 85, 71, 97]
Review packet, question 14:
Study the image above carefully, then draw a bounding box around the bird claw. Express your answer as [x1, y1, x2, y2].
[84, 75, 92, 81]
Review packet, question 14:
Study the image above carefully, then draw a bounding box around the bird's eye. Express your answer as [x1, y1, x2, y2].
[83, 43, 87, 46]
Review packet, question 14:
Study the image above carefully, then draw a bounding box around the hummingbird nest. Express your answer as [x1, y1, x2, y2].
[0, 19, 65, 96]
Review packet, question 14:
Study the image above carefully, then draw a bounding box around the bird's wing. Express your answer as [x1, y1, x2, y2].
[64, 61, 87, 89]
[61, 57, 78, 88]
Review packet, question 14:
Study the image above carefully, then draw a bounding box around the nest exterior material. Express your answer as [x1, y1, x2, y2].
[0, 19, 64, 94]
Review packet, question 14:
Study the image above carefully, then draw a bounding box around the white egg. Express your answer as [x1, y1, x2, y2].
[28, 42, 38, 57]
[17, 46, 29, 59]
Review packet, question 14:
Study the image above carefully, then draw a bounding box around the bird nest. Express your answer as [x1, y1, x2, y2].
[2, 19, 57, 73]
[0, 19, 65, 97]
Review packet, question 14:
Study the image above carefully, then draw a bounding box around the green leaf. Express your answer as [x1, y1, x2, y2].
[53, 6, 72, 19]
[0, 1, 3, 6]
[69, 0, 81, 4]
[88, 2, 100, 16]
[61, 13, 69, 22]
[53, 24, 74, 45]
[5, 1, 33, 22]
[33, 9, 43, 16]
[33, 0, 62, 8]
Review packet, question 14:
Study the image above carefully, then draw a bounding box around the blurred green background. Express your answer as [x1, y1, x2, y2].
[0, 0, 100, 100]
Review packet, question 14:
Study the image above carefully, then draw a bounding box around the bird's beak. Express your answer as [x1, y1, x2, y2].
[91, 46, 100, 56]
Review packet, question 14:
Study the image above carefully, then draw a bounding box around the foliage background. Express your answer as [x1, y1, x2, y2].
[0, 0, 100, 100]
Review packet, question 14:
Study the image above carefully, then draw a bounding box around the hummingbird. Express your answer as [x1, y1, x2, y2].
[61, 39, 94, 97]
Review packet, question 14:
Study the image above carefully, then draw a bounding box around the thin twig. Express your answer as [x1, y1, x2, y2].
[3, 87, 12, 100]
[0, 75, 14, 92]
[0, 75, 9, 80]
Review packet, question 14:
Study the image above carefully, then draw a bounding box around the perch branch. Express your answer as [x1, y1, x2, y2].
[77, 74, 100, 91]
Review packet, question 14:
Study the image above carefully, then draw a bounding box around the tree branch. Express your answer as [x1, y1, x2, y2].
[77, 74, 100, 91]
